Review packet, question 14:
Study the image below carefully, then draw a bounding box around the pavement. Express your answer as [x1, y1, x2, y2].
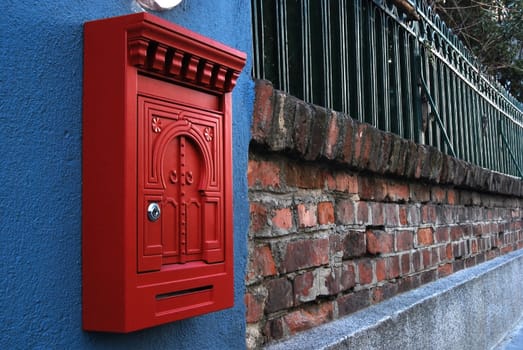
[495, 317, 523, 350]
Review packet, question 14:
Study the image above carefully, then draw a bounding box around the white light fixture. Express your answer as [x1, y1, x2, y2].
[136, 0, 182, 11]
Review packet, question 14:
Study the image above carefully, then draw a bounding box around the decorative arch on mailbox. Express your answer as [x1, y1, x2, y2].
[82, 13, 246, 332]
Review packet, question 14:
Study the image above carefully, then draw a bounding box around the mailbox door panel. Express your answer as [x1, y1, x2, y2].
[138, 95, 224, 273]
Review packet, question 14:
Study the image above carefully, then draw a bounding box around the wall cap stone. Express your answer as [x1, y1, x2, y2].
[251, 80, 523, 198]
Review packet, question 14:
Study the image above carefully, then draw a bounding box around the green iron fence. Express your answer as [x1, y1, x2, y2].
[252, 0, 523, 178]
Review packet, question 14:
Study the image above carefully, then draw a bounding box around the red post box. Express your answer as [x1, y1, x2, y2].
[82, 13, 246, 332]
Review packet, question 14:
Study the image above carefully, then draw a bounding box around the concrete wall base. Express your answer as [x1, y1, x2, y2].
[266, 249, 523, 350]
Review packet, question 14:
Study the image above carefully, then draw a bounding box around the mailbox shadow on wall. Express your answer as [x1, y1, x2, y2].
[82, 13, 246, 332]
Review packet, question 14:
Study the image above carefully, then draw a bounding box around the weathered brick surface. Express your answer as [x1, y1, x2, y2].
[281, 238, 329, 273]
[265, 278, 293, 313]
[367, 229, 394, 255]
[245, 82, 523, 349]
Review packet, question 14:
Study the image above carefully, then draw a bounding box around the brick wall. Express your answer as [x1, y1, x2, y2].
[246, 80, 523, 348]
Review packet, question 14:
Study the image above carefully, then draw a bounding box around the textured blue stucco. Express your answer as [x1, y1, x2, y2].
[0, 1, 253, 348]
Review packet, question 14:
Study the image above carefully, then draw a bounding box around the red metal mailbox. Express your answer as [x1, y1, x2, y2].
[82, 13, 246, 332]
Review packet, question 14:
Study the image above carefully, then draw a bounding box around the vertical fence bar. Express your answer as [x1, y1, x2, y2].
[251, 0, 523, 178]
[330, 0, 345, 113]
[348, 0, 364, 122]
[321, 0, 332, 109]
[285, 0, 304, 101]
[338, 0, 351, 115]
[400, 30, 414, 140]
[376, 11, 391, 132]
[301, 0, 312, 103]
[389, 19, 404, 136]
[362, 2, 378, 125]
[276, 0, 288, 92]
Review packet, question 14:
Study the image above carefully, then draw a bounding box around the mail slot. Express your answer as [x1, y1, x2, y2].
[82, 13, 246, 332]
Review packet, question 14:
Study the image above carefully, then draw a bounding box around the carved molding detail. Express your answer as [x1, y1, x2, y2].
[152, 117, 162, 133]
[129, 37, 241, 92]
[204, 127, 214, 142]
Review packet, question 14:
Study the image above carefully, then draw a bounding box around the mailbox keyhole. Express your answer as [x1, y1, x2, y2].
[147, 202, 161, 222]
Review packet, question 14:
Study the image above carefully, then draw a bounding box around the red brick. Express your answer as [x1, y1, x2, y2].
[341, 262, 356, 291]
[340, 116, 355, 164]
[370, 202, 385, 226]
[358, 259, 373, 285]
[326, 173, 336, 191]
[337, 289, 370, 317]
[356, 201, 369, 225]
[265, 278, 293, 313]
[400, 253, 411, 275]
[284, 303, 333, 335]
[421, 205, 437, 224]
[297, 203, 317, 228]
[431, 186, 446, 203]
[293, 101, 314, 157]
[432, 247, 440, 265]
[407, 205, 421, 226]
[450, 226, 463, 241]
[285, 162, 325, 189]
[324, 112, 340, 159]
[422, 248, 432, 268]
[263, 318, 284, 341]
[250, 203, 268, 234]
[396, 230, 414, 251]
[294, 271, 315, 303]
[318, 202, 335, 225]
[329, 232, 344, 257]
[387, 255, 401, 279]
[417, 227, 434, 246]
[376, 258, 386, 282]
[410, 183, 430, 202]
[331, 173, 359, 193]
[399, 205, 408, 226]
[412, 250, 422, 272]
[453, 259, 465, 272]
[282, 238, 329, 273]
[367, 128, 387, 172]
[420, 269, 437, 285]
[367, 229, 394, 255]
[272, 208, 293, 230]
[248, 244, 277, 280]
[465, 256, 477, 268]
[245, 291, 265, 323]
[336, 200, 355, 225]
[445, 243, 453, 260]
[438, 263, 453, 277]
[384, 203, 399, 226]
[435, 227, 449, 243]
[248, 159, 280, 189]
[251, 80, 274, 142]
[372, 283, 399, 304]
[447, 189, 457, 205]
[343, 231, 366, 258]
[322, 267, 342, 295]
[439, 245, 448, 262]
[353, 123, 369, 168]
[359, 177, 387, 201]
[306, 106, 330, 161]
[472, 224, 483, 236]
[387, 182, 410, 202]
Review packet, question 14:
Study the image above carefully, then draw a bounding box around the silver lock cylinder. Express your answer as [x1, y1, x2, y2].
[147, 202, 161, 222]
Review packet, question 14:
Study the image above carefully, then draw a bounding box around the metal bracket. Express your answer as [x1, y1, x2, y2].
[498, 120, 523, 178]
[419, 76, 457, 158]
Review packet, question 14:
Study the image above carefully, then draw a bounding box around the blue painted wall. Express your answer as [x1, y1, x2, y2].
[0, 1, 253, 348]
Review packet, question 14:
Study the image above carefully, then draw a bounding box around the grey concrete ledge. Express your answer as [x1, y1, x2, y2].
[265, 249, 523, 350]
